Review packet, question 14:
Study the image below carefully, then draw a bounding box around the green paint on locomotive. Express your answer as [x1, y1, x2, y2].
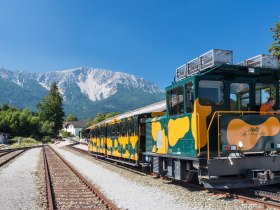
[145, 64, 280, 159]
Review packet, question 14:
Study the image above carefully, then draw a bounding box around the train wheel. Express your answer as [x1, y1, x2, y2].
[185, 161, 198, 182]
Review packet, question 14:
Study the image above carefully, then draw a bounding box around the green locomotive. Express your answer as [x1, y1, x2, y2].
[88, 49, 280, 188]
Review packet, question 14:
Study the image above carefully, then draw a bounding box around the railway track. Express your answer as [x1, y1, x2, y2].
[66, 143, 147, 176]
[43, 145, 119, 210]
[0, 147, 37, 167]
[67, 142, 280, 209]
[211, 189, 280, 209]
[223, 185, 280, 209]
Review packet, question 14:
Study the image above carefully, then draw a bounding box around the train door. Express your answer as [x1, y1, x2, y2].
[139, 116, 146, 156]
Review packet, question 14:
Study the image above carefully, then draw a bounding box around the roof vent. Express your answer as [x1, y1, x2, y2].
[175, 49, 233, 81]
[237, 54, 278, 68]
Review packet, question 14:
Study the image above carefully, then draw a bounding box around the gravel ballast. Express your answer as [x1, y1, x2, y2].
[73, 143, 88, 150]
[52, 142, 260, 210]
[0, 148, 42, 210]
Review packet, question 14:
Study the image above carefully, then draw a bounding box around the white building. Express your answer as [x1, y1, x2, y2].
[0, 133, 9, 144]
[63, 121, 86, 138]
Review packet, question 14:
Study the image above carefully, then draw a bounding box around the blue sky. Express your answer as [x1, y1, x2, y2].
[0, 0, 279, 88]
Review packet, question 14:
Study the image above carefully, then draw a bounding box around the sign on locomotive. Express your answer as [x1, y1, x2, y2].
[87, 49, 280, 189]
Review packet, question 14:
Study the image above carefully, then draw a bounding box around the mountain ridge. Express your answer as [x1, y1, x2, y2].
[0, 66, 165, 119]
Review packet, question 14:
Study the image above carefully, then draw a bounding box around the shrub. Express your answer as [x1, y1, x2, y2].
[61, 130, 71, 138]
[42, 136, 52, 143]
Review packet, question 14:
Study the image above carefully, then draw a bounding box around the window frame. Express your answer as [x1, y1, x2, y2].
[229, 82, 250, 111]
[255, 83, 277, 106]
[185, 81, 194, 113]
[198, 80, 224, 106]
[167, 85, 184, 116]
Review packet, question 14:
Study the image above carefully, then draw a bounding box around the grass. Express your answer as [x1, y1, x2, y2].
[9, 137, 43, 148]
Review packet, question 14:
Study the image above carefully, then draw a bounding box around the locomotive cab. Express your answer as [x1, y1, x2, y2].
[194, 65, 280, 188]
[143, 50, 280, 189]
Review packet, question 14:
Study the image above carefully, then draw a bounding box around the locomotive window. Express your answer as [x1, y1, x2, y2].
[255, 83, 276, 105]
[167, 86, 184, 116]
[185, 82, 194, 113]
[230, 83, 249, 111]
[198, 80, 224, 105]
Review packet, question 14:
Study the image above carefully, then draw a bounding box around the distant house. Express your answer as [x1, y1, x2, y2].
[63, 121, 86, 138]
[0, 132, 9, 144]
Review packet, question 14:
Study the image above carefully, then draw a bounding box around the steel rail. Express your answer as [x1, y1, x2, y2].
[68, 143, 280, 209]
[42, 146, 54, 210]
[0, 149, 29, 167]
[46, 145, 119, 210]
[236, 194, 280, 209]
[208, 188, 280, 209]
[0, 145, 42, 152]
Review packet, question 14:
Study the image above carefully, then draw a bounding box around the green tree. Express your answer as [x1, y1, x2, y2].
[92, 113, 105, 124]
[0, 103, 16, 111]
[269, 20, 280, 65]
[37, 82, 65, 137]
[85, 112, 121, 128]
[0, 107, 41, 138]
[105, 112, 120, 119]
[66, 114, 78, 121]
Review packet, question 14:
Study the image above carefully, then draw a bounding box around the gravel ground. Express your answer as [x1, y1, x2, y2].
[0, 148, 43, 210]
[34, 149, 48, 210]
[73, 143, 88, 150]
[52, 142, 261, 210]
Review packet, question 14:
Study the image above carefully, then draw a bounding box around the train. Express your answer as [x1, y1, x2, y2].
[87, 49, 280, 189]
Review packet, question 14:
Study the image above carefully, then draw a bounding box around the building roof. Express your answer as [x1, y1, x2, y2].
[65, 121, 87, 129]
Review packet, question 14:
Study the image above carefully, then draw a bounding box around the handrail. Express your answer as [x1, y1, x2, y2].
[206, 110, 278, 160]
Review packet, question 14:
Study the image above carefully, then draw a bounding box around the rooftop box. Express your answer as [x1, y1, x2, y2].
[244, 54, 278, 68]
[187, 57, 200, 76]
[175, 64, 187, 81]
[199, 49, 233, 71]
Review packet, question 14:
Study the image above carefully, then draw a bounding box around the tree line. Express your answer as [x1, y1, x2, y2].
[0, 83, 64, 141]
[0, 82, 120, 141]
[269, 19, 280, 63]
[85, 112, 120, 127]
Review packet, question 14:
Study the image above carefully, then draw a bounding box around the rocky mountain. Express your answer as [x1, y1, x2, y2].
[0, 67, 165, 119]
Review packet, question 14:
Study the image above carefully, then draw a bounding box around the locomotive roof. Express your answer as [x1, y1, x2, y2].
[87, 100, 166, 129]
[167, 64, 280, 90]
[203, 64, 280, 79]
